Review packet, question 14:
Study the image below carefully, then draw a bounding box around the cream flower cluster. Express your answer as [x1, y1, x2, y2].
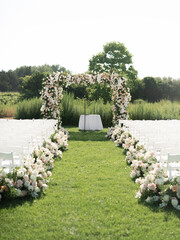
[107, 125, 180, 210]
[50, 128, 69, 152]
[0, 128, 69, 201]
[40, 72, 131, 125]
[40, 73, 63, 119]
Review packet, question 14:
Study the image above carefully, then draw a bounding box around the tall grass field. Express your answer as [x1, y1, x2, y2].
[61, 92, 112, 127]
[128, 99, 180, 120]
[0, 104, 16, 118]
[0, 91, 180, 122]
[14, 97, 42, 119]
[0, 92, 20, 118]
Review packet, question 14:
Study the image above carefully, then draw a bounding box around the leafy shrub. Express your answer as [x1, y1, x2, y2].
[21, 72, 47, 99]
[0, 92, 21, 105]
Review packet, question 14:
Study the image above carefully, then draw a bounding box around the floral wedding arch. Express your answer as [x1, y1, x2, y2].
[40, 72, 131, 127]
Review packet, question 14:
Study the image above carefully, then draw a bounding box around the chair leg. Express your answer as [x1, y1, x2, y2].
[11, 152, 14, 171]
[169, 165, 172, 180]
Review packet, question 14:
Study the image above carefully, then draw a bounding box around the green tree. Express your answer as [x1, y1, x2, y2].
[21, 72, 47, 99]
[89, 41, 138, 80]
[15, 66, 32, 78]
[130, 78, 144, 101]
[86, 83, 112, 103]
[89, 42, 138, 101]
[31, 64, 71, 74]
[0, 71, 10, 91]
[7, 70, 19, 91]
[142, 77, 159, 102]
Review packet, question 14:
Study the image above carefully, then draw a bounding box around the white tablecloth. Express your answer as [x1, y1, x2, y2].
[78, 115, 103, 131]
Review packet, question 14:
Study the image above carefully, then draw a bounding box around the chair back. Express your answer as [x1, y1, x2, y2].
[167, 153, 180, 179]
[0, 152, 13, 160]
[168, 153, 180, 163]
[0, 152, 14, 172]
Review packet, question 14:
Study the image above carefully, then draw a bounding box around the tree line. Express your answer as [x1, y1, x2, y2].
[0, 64, 70, 99]
[131, 76, 180, 102]
[0, 42, 180, 102]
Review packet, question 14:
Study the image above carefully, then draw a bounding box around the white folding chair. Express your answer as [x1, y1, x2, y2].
[0, 152, 14, 172]
[167, 153, 180, 179]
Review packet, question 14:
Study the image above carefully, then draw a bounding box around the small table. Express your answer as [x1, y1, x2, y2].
[78, 114, 103, 131]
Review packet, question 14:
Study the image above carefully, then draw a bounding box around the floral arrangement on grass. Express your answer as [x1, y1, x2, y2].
[107, 125, 180, 210]
[40, 72, 131, 125]
[0, 128, 69, 201]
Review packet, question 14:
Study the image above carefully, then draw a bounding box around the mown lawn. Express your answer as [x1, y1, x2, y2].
[0, 127, 180, 240]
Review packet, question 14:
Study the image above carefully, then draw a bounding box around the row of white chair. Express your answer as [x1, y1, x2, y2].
[119, 120, 180, 179]
[0, 119, 57, 172]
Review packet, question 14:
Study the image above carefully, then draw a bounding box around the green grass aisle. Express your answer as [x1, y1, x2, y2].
[0, 127, 180, 240]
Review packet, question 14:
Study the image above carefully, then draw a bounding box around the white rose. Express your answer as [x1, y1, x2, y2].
[5, 178, 10, 183]
[16, 179, 23, 188]
[17, 170, 24, 178]
[163, 194, 170, 202]
[171, 197, 178, 208]
[130, 171, 137, 179]
[176, 176, 180, 183]
[42, 184, 48, 190]
[176, 192, 180, 199]
[30, 175, 36, 181]
[39, 168, 44, 173]
[22, 168, 27, 173]
[152, 196, 160, 202]
[159, 202, 167, 208]
[32, 170, 39, 177]
[47, 171, 52, 177]
[146, 196, 153, 204]
[1, 170, 7, 178]
[131, 160, 138, 169]
[135, 178, 142, 185]
[24, 181, 30, 188]
[175, 205, 180, 210]
[23, 175, 29, 181]
[28, 185, 34, 191]
[135, 191, 141, 198]
[35, 187, 40, 193]
[15, 189, 22, 197]
[155, 178, 164, 186]
[36, 159, 42, 164]
[43, 172, 47, 178]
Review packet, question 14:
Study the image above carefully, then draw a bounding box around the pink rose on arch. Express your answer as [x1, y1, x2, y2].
[148, 183, 157, 192]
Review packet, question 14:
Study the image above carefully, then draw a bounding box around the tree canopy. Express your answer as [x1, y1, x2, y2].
[89, 41, 138, 81]
[21, 72, 47, 99]
[0, 64, 70, 93]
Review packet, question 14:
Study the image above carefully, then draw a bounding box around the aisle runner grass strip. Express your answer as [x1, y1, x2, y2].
[0, 127, 180, 240]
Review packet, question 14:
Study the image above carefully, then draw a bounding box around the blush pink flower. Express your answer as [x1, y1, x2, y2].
[148, 183, 156, 192]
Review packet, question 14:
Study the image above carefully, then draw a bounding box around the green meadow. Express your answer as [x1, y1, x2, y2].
[0, 128, 180, 240]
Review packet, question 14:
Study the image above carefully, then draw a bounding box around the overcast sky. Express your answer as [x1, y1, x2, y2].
[0, 0, 180, 79]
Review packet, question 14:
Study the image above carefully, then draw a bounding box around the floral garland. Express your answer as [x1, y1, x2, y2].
[40, 72, 131, 125]
[0, 128, 69, 201]
[107, 125, 180, 210]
